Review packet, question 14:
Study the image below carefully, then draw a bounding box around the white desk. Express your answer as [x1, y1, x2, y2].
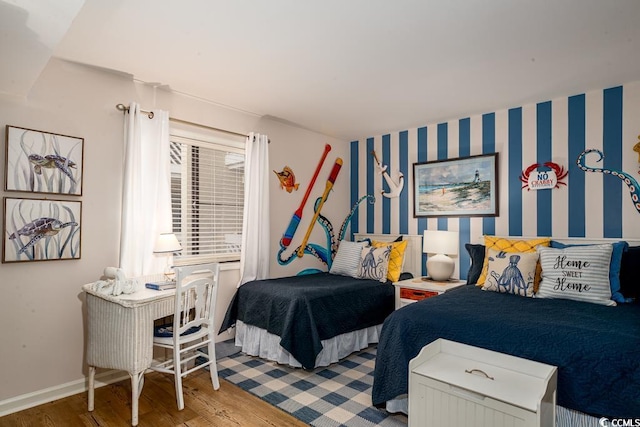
[83, 281, 175, 426]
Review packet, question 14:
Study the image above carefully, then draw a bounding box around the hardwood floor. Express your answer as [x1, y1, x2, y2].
[0, 371, 308, 426]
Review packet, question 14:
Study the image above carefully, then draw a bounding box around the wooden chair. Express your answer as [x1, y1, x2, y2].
[149, 263, 220, 410]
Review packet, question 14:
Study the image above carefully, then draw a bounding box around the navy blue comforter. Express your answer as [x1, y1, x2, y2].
[220, 272, 394, 369]
[372, 285, 640, 418]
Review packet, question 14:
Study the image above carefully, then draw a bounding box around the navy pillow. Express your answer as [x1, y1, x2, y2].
[154, 324, 201, 338]
[550, 240, 628, 303]
[620, 246, 640, 303]
[398, 272, 414, 281]
[465, 243, 485, 285]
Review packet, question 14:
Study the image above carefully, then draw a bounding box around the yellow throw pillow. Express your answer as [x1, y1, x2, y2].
[477, 236, 550, 292]
[371, 239, 408, 282]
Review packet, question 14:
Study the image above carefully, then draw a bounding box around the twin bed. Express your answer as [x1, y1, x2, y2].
[220, 234, 423, 369]
[373, 284, 640, 420]
[220, 234, 640, 423]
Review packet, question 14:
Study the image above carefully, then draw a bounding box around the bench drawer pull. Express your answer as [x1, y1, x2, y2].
[465, 369, 494, 380]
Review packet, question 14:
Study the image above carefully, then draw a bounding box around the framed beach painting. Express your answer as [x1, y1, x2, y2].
[3, 197, 82, 263]
[413, 153, 499, 218]
[4, 125, 84, 195]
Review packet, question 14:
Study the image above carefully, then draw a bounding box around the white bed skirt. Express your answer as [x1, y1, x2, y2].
[234, 320, 382, 368]
[385, 397, 602, 427]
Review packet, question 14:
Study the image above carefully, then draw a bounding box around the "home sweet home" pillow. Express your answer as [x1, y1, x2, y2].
[536, 244, 615, 306]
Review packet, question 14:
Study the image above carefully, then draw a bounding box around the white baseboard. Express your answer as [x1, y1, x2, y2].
[0, 370, 129, 417]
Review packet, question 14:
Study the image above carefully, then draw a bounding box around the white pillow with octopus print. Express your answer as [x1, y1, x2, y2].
[482, 248, 539, 297]
[357, 245, 392, 283]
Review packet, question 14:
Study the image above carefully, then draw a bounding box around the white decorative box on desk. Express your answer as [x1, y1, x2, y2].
[409, 339, 557, 427]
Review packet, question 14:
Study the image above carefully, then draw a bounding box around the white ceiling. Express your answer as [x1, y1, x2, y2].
[0, 0, 84, 98]
[4, 0, 640, 140]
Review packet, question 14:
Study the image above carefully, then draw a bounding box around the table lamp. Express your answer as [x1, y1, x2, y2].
[423, 230, 459, 281]
[153, 232, 182, 281]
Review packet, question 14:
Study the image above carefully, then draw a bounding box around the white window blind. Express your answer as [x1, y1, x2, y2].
[170, 129, 245, 263]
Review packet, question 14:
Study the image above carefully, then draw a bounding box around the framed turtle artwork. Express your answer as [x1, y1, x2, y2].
[4, 125, 84, 195]
[3, 197, 82, 263]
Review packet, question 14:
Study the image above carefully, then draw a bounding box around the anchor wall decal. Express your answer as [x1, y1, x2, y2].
[371, 150, 404, 198]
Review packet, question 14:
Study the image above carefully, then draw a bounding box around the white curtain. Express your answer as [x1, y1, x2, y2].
[238, 132, 270, 286]
[119, 103, 172, 277]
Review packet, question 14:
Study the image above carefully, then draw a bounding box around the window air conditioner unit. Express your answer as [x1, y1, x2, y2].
[224, 153, 244, 170]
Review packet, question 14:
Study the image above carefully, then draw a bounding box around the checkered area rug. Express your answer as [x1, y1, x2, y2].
[218, 346, 408, 427]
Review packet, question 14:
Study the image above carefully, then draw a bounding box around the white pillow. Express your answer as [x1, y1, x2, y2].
[329, 240, 369, 278]
[357, 245, 392, 283]
[536, 244, 616, 306]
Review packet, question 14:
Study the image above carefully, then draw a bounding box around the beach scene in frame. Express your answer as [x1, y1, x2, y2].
[5, 125, 84, 195]
[3, 197, 82, 263]
[413, 153, 498, 218]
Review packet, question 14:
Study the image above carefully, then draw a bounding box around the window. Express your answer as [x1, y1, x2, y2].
[169, 128, 245, 263]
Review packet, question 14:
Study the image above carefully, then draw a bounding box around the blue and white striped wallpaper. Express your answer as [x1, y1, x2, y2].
[350, 82, 640, 279]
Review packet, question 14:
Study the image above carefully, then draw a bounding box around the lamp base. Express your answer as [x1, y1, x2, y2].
[421, 276, 454, 282]
[163, 260, 176, 282]
[426, 254, 455, 282]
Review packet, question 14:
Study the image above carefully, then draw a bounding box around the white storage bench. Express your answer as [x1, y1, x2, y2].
[409, 339, 557, 427]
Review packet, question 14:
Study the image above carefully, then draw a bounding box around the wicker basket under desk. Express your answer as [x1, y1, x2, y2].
[84, 273, 178, 426]
[84, 273, 174, 374]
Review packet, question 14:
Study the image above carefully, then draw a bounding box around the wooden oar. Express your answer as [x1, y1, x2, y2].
[280, 144, 331, 247]
[297, 158, 343, 257]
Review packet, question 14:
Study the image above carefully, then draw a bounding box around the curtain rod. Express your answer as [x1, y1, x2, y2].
[115, 103, 249, 139]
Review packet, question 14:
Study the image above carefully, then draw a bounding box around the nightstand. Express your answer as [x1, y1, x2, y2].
[393, 277, 465, 309]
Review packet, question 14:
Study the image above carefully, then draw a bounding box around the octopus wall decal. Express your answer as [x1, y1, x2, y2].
[576, 148, 640, 214]
[277, 194, 375, 275]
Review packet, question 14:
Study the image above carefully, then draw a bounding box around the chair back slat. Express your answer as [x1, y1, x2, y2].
[172, 263, 219, 339]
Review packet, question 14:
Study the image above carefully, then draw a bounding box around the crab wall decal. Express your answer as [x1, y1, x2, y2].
[519, 161, 568, 191]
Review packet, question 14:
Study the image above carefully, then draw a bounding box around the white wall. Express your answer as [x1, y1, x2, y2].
[263, 121, 350, 278]
[0, 58, 347, 407]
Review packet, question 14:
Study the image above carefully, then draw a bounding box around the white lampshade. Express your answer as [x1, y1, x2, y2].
[423, 230, 459, 255]
[423, 230, 459, 281]
[153, 233, 182, 253]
